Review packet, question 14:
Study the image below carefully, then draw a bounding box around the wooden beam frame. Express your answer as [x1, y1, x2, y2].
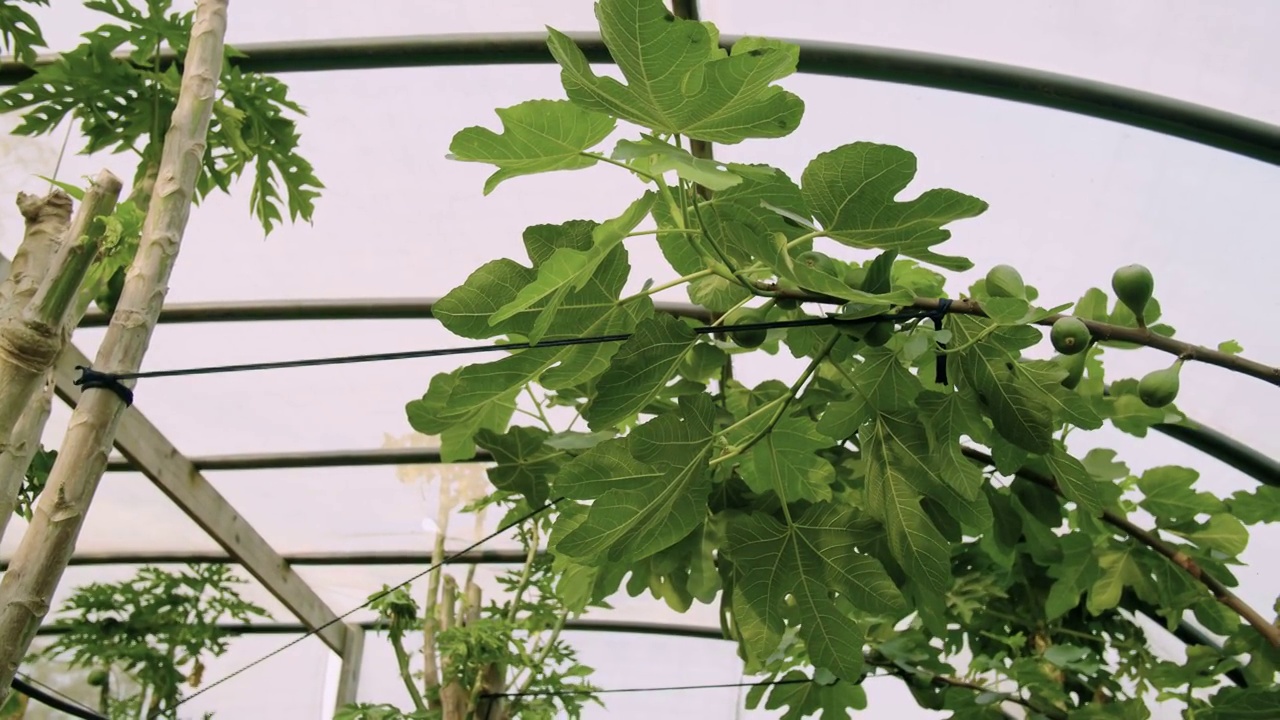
[49, 341, 351, 654]
[334, 626, 365, 710]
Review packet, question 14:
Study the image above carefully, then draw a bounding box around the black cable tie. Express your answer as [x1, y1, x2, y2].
[930, 298, 953, 385]
[74, 366, 134, 406]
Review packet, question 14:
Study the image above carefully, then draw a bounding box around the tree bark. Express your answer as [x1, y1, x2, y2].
[0, 172, 122, 541]
[0, 0, 229, 702]
[0, 162, 160, 544]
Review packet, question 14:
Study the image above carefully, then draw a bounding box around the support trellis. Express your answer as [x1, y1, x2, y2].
[0, 0, 1278, 715]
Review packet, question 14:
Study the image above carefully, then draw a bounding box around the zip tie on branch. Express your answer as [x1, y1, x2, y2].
[72, 366, 133, 406]
[73, 309, 947, 385]
[161, 498, 563, 717]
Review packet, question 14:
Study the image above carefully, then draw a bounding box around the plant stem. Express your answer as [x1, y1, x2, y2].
[521, 386, 554, 433]
[961, 446, 1280, 648]
[514, 611, 569, 696]
[422, 501, 450, 708]
[506, 525, 540, 625]
[617, 269, 713, 305]
[712, 333, 838, 467]
[751, 282, 1280, 386]
[580, 152, 662, 185]
[785, 230, 826, 248]
[390, 632, 428, 713]
[866, 653, 1067, 720]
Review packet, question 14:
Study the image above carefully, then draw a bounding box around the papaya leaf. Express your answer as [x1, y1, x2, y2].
[546, 0, 804, 142]
[801, 142, 987, 271]
[448, 98, 617, 194]
[553, 395, 717, 562]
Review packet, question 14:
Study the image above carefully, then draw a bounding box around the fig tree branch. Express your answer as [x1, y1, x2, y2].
[960, 446, 1280, 648]
[754, 281, 1279, 386]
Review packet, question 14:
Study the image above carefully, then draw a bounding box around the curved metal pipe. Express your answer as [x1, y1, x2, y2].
[4, 32, 1278, 164]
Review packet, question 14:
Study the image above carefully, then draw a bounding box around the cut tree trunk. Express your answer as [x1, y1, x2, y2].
[0, 172, 122, 540]
[0, 0, 229, 701]
[0, 192, 72, 313]
[0, 161, 160, 544]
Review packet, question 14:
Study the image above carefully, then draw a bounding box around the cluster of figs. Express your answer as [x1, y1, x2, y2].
[721, 250, 1181, 412]
[988, 262, 1180, 409]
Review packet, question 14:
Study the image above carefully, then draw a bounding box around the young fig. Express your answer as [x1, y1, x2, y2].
[1137, 360, 1182, 408]
[1049, 316, 1091, 355]
[87, 669, 109, 687]
[863, 321, 895, 347]
[728, 307, 769, 349]
[985, 264, 1026, 299]
[1111, 264, 1154, 326]
[797, 250, 838, 275]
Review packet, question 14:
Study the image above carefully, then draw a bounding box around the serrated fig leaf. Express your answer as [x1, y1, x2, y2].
[554, 395, 717, 562]
[613, 135, 743, 190]
[546, 0, 804, 142]
[734, 229, 914, 305]
[740, 414, 836, 503]
[491, 193, 654, 342]
[949, 317, 1054, 454]
[584, 313, 700, 429]
[419, 221, 652, 451]
[475, 426, 561, 506]
[1044, 446, 1111, 517]
[448, 99, 617, 194]
[801, 142, 986, 270]
[406, 371, 518, 462]
[849, 347, 921, 413]
[877, 413, 992, 532]
[861, 418, 952, 594]
[1045, 532, 1099, 620]
[727, 512, 874, 681]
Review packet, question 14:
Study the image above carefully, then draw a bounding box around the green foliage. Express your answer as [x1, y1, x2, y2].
[408, 0, 1275, 717]
[0, 0, 47, 65]
[33, 564, 270, 719]
[0, 0, 322, 235]
[13, 444, 54, 520]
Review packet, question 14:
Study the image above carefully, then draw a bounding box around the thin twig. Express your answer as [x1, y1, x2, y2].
[961, 446, 1280, 648]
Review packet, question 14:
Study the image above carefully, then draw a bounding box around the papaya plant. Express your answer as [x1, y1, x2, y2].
[406, 0, 1280, 717]
[336, 470, 599, 720]
[31, 563, 270, 719]
[0, 0, 322, 542]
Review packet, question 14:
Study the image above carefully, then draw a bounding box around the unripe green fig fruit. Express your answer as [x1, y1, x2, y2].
[1055, 351, 1087, 390]
[863, 321, 895, 347]
[776, 297, 800, 311]
[87, 669, 109, 687]
[796, 250, 837, 274]
[843, 265, 867, 289]
[1111, 264, 1154, 324]
[1049, 316, 1090, 355]
[1137, 361, 1181, 408]
[985, 264, 1026, 299]
[728, 308, 769, 348]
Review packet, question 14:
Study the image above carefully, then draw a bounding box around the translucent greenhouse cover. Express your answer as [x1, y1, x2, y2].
[0, 1, 1277, 718]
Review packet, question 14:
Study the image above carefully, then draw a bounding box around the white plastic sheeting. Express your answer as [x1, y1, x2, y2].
[1, 1, 1277, 718]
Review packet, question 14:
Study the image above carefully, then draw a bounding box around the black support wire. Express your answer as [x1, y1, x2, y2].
[160, 499, 562, 716]
[10, 674, 105, 720]
[4, 33, 1277, 165]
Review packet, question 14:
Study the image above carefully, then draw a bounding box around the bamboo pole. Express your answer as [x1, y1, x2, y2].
[0, 0, 229, 701]
[0, 172, 122, 540]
